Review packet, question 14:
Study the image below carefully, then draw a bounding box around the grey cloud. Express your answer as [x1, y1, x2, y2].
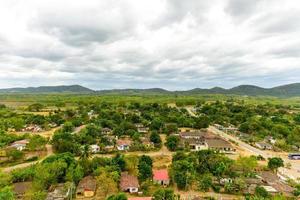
[0, 0, 300, 90]
[225, 0, 260, 19]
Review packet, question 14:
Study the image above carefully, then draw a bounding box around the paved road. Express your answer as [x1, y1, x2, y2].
[209, 126, 300, 181]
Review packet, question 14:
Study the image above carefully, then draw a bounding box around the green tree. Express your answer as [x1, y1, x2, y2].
[0, 186, 14, 200]
[165, 135, 180, 151]
[28, 135, 47, 151]
[28, 103, 44, 112]
[138, 161, 152, 182]
[7, 149, 24, 161]
[153, 188, 176, 200]
[198, 173, 213, 192]
[234, 156, 258, 176]
[150, 131, 162, 147]
[106, 193, 127, 200]
[255, 186, 270, 198]
[268, 157, 284, 172]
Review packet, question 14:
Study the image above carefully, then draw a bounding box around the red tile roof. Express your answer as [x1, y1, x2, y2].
[153, 169, 169, 181]
[120, 172, 139, 190]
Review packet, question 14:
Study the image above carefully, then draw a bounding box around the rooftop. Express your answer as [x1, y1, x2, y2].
[153, 169, 169, 181]
[120, 172, 139, 190]
[76, 176, 97, 193]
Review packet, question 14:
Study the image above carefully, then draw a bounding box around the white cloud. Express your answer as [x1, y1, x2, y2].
[0, 0, 299, 90]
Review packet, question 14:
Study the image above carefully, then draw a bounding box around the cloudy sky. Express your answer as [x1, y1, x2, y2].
[0, 0, 300, 90]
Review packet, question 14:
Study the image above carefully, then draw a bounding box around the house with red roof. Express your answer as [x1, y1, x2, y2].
[153, 169, 170, 186]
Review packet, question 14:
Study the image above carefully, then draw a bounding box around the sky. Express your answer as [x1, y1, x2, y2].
[0, 0, 300, 90]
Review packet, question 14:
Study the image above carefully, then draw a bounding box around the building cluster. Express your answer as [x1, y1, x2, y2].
[178, 129, 236, 153]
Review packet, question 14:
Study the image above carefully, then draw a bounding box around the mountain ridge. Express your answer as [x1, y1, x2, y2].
[1, 83, 300, 97]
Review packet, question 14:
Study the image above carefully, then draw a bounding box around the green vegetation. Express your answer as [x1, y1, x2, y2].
[0, 93, 299, 199]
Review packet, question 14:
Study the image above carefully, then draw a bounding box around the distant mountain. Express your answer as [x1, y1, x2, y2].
[1, 83, 300, 97]
[0, 85, 94, 93]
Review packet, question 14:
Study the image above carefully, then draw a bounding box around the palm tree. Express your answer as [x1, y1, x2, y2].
[80, 144, 90, 161]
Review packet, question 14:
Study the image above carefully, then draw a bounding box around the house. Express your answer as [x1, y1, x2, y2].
[10, 139, 29, 151]
[213, 124, 224, 130]
[255, 142, 273, 150]
[13, 182, 32, 199]
[262, 185, 278, 194]
[90, 144, 100, 153]
[22, 125, 42, 132]
[120, 172, 139, 193]
[178, 127, 196, 133]
[135, 124, 149, 133]
[183, 138, 208, 151]
[117, 139, 132, 151]
[102, 127, 112, 135]
[206, 138, 236, 153]
[179, 130, 210, 140]
[140, 137, 154, 148]
[153, 169, 170, 186]
[265, 136, 276, 145]
[76, 176, 97, 198]
[258, 171, 295, 196]
[46, 183, 74, 200]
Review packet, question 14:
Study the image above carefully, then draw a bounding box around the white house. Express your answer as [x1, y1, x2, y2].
[117, 139, 132, 151]
[90, 144, 100, 153]
[10, 139, 29, 151]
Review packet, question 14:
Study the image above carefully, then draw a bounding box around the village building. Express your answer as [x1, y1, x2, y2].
[76, 176, 97, 198]
[183, 138, 208, 151]
[13, 182, 32, 199]
[206, 138, 236, 153]
[135, 123, 149, 133]
[10, 139, 29, 151]
[46, 183, 74, 200]
[117, 139, 132, 151]
[258, 171, 294, 196]
[255, 142, 273, 150]
[101, 127, 112, 135]
[178, 127, 196, 133]
[265, 136, 276, 145]
[120, 172, 139, 193]
[22, 125, 42, 132]
[140, 137, 154, 148]
[90, 144, 100, 153]
[179, 130, 211, 140]
[153, 169, 170, 186]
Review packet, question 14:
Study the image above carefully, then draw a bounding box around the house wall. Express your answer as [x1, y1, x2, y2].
[84, 190, 95, 197]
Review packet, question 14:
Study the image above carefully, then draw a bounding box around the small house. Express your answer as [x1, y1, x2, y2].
[265, 136, 276, 145]
[135, 124, 149, 133]
[117, 139, 132, 151]
[46, 183, 74, 200]
[10, 139, 29, 151]
[179, 130, 209, 140]
[90, 144, 100, 153]
[255, 142, 273, 150]
[183, 138, 208, 151]
[102, 128, 112, 135]
[76, 176, 97, 198]
[153, 169, 170, 186]
[206, 138, 236, 153]
[120, 172, 139, 193]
